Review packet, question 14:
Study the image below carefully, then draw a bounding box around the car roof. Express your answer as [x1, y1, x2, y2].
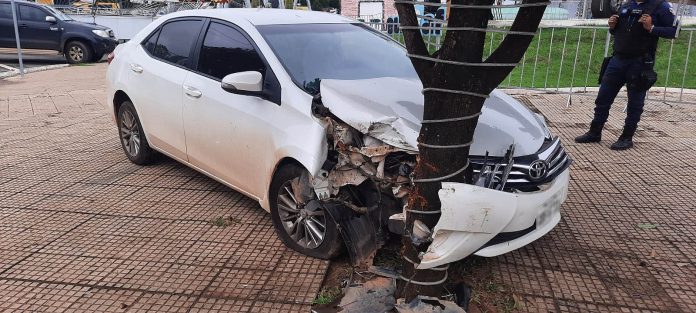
[167, 8, 356, 26]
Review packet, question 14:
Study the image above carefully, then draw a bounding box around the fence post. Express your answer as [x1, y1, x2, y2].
[679, 30, 692, 102]
[10, 0, 24, 77]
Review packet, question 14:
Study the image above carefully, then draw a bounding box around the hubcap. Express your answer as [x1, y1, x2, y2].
[69, 46, 83, 62]
[120, 110, 141, 157]
[277, 180, 326, 249]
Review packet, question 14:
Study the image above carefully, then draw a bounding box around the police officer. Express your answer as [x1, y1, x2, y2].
[575, 0, 677, 150]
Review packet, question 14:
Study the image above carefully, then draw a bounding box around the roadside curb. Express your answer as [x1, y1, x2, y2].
[0, 64, 70, 79]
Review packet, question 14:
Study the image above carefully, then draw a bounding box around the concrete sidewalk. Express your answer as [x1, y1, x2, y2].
[1, 65, 695, 312]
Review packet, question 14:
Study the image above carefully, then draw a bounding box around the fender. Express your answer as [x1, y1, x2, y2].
[259, 122, 328, 211]
[60, 33, 97, 52]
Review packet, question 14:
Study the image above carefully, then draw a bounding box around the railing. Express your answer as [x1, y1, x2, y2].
[370, 20, 695, 105]
[52, 1, 213, 16]
[496, 26, 696, 105]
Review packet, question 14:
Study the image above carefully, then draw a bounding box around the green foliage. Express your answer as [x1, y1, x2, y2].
[209, 216, 240, 228]
[392, 27, 695, 89]
[312, 287, 342, 305]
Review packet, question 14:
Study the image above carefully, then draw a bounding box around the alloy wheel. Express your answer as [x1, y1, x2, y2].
[120, 110, 141, 157]
[69, 46, 84, 62]
[276, 180, 327, 249]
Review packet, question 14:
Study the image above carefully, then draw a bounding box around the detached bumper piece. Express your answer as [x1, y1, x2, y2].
[417, 169, 569, 269]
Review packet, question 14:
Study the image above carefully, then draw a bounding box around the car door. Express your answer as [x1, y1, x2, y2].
[18, 4, 60, 50]
[127, 18, 204, 161]
[182, 20, 282, 197]
[0, 2, 16, 47]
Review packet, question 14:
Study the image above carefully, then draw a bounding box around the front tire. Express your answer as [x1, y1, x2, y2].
[117, 101, 156, 165]
[270, 164, 342, 259]
[64, 41, 93, 64]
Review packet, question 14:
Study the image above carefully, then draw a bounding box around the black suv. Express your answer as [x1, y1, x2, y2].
[0, 0, 118, 63]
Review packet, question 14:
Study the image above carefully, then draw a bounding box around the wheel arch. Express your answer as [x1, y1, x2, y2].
[112, 90, 131, 119]
[261, 156, 316, 212]
[61, 36, 93, 53]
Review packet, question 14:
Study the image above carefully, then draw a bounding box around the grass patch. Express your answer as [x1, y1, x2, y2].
[209, 216, 240, 228]
[312, 286, 342, 305]
[449, 256, 521, 313]
[390, 27, 695, 89]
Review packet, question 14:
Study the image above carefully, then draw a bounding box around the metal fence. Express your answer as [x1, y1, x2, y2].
[367, 20, 696, 105]
[496, 26, 696, 106]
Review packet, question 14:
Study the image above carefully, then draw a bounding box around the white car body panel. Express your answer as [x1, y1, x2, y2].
[182, 72, 278, 197]
[320, 78, 549, 157]
[130, 47, 190, 161]
[418, 168, 569, 269]
[105, 8, 570, 265]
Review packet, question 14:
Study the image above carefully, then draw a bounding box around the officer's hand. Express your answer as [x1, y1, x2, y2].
[608, 15, 619, 29]
[638, 14, 653, 31]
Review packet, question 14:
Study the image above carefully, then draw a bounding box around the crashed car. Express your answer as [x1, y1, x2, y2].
[105, 9, 571, 268]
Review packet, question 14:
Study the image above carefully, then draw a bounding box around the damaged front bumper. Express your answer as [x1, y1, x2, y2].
[418, 168, 570, 269]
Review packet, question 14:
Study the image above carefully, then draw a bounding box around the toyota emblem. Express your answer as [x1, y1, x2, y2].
[528, 160, 548, 181]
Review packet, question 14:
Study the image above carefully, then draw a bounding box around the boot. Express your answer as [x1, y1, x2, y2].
[575, 121, 604, 143]
[610, 125, 637, 150]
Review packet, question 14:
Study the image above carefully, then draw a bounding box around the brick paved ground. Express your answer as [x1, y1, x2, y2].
[0, 65, 327, 312]
[1, 65, 696, 312]
[494, 90, 696, 312]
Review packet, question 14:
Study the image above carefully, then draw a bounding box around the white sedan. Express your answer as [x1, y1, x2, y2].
[106, 9, 571, 268]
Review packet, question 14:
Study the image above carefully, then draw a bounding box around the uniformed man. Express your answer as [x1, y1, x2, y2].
[575, 0, 677, 150]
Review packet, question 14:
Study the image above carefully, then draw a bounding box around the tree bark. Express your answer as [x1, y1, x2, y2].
[396, 0, 547, 301]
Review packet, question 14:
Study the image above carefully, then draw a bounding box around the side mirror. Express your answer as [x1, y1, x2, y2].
[221, 71, 263, 93]
[45, 16, 57, 23]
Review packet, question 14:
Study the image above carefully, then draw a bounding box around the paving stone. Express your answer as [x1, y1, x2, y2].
[1, 62, 695, 312]
[190, 297, 254, 313]
[203, 268, 272, 300]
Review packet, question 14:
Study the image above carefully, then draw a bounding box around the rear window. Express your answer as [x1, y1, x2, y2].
[143, 19, 203, 69]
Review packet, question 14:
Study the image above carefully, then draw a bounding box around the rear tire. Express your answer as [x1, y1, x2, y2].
[117, 101, 156, 165]
[270, 164, 342, 259]
[64, 41, 93, 64]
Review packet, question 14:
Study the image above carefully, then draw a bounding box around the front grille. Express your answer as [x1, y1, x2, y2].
[471, 137, 571, 191]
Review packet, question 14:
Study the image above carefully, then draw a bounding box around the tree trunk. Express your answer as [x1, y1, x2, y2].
[396, 0, 548, 300]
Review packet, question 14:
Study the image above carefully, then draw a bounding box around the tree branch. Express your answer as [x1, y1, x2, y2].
[482, 0, 547, 90]
[396, 3, 433, 83]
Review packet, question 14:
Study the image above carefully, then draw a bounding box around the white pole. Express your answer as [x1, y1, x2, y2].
[10, 0, 24, 77]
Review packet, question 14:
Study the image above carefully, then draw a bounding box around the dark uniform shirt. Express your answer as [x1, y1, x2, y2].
[610, 0, 677, 58]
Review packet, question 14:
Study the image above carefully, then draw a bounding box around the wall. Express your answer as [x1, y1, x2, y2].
[67, 15, 157, 40]
[341, 0, 397, 20]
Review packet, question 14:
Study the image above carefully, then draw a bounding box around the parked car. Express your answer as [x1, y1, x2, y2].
[0, 0, 118, 63]
[105, 9, 571, 268]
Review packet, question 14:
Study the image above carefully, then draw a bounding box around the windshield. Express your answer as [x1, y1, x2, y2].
[257, 23, 418, 94]
[44, 5, 73, 21]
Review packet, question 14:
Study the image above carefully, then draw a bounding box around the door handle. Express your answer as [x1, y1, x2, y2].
[130, 64, 143, 73]
[183, 85, 202, 98]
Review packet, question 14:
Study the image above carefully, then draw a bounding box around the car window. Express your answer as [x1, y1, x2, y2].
[142, 29, 160, 55]
[258, 23, 417, 95]
[0, 3, 13, 19]
[197, 22, 265, 80]
[19, 5, 48, 22]
[150, 19, 203, 68]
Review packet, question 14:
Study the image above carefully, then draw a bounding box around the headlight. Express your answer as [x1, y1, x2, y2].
[92, 29, 110, 38]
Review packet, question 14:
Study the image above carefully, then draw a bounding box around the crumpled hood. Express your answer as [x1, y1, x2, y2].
[319, 77, 549, 157]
